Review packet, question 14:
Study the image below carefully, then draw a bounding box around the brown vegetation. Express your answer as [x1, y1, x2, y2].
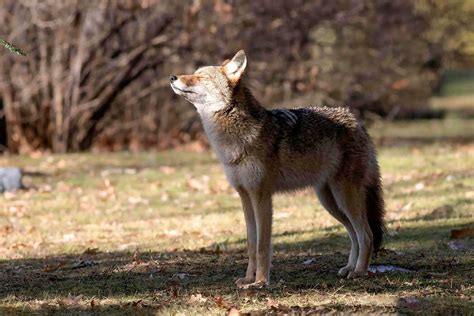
[0, 0, 472, 152]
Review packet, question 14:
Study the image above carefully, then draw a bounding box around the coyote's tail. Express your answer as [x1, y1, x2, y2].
[365, 179, 386, 254]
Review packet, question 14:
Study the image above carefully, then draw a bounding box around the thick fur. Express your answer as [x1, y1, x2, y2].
[365, 179, 385, 253]
[170, 50, 386, 287]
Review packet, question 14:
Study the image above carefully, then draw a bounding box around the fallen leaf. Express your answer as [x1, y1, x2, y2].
[274, 212, 291, 219]
[3, 192, 17, 199]
[40, 184, 52, 193]
[303, 258, 316, 265]
[60, 294, 84, 307]
[450, 228, 473, 239]
[445, 175, 456, 181]
[128, 196, 149, 205]
[391, 79, 409, 90]
[414, 182, 425, 191]
[0, 225, 13, 236]
[266, 298, 290, 311]
[189, 293, 207, 304]
[10, 242, 28, 250]
[266, 298, 277, 308]
[215, 296, 231, 309]
[159, 166, 176, 174]
[168, 286, 179, 298]
[187, 176, 210, 194]
[62, 233, 76, 242]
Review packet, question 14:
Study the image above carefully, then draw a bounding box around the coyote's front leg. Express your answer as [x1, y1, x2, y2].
[238, 190, 273, 289]
[235, 188, 257, 287]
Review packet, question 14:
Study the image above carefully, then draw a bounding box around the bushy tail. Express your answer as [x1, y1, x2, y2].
[365, 180, 386, 254]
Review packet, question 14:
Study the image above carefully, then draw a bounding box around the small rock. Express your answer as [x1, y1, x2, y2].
[0, 168, 23, 193]
[447, 240, 471, 251]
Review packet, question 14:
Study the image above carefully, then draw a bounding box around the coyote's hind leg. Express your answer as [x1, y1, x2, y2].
[330, 181, 373, 278]
[315, 183, 358, 276]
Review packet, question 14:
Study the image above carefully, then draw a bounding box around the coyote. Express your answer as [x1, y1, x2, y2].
[170, 50, 385, 288]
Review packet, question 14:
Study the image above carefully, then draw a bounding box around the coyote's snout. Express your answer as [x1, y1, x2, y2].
[170, 50, 385, 289]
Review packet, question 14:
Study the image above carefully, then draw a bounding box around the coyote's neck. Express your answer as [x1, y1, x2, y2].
[214, 83, 265, 138]
[200, 83, 266, 163]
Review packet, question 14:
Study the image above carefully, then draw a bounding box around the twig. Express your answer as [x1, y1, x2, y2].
[329, 285, 345, 296]
[0, 38, 26, 56]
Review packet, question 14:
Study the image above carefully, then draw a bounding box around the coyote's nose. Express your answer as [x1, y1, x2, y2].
[170, 75, 177, 82]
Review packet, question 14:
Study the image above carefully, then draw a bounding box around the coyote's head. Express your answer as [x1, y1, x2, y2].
[170, 50, 247, 114]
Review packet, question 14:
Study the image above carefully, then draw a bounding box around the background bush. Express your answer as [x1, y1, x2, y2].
[0, 0, 472, 153]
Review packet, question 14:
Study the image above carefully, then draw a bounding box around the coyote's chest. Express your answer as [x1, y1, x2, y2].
[222, 158, 264, 191]
[201, 113, 265, 190]
[211, 139, 264, 191]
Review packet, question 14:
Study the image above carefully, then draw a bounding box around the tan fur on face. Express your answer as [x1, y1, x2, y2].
[177, 75, 203, 86]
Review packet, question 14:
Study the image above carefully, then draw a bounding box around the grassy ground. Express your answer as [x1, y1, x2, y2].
[1, 116, 473, 315]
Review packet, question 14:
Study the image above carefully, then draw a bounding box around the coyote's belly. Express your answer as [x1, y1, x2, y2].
[222, 146, 342, 193]
[273, 150, 342, 192]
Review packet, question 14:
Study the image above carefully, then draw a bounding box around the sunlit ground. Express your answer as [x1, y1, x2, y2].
[0, 111, 473, 314]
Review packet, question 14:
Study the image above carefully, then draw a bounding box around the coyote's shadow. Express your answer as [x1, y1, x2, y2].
[0, 222, 471, 314]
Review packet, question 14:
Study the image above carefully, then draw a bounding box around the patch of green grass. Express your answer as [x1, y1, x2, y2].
[0, 119, 473, 314]
[370, 118, 474, 146]
[440, 70, 474, 96]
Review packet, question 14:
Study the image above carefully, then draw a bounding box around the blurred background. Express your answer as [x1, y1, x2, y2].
[1, 2, 473, 313]
[0, 0, 473, 154]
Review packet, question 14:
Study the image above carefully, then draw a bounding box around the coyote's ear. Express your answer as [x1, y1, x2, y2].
[222, 50, 247, 82]
[221, 59, 230, 67]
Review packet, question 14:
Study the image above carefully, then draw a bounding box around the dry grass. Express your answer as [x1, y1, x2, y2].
[0, 118, 473, 315]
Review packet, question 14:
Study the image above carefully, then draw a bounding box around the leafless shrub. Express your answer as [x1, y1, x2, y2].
[0, 0, 470, 152]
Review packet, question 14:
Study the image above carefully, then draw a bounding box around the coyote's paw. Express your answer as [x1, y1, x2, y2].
[237, 279, 268, 289]
[347, 270, 368, 279]
[338, 265, 354, 277]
